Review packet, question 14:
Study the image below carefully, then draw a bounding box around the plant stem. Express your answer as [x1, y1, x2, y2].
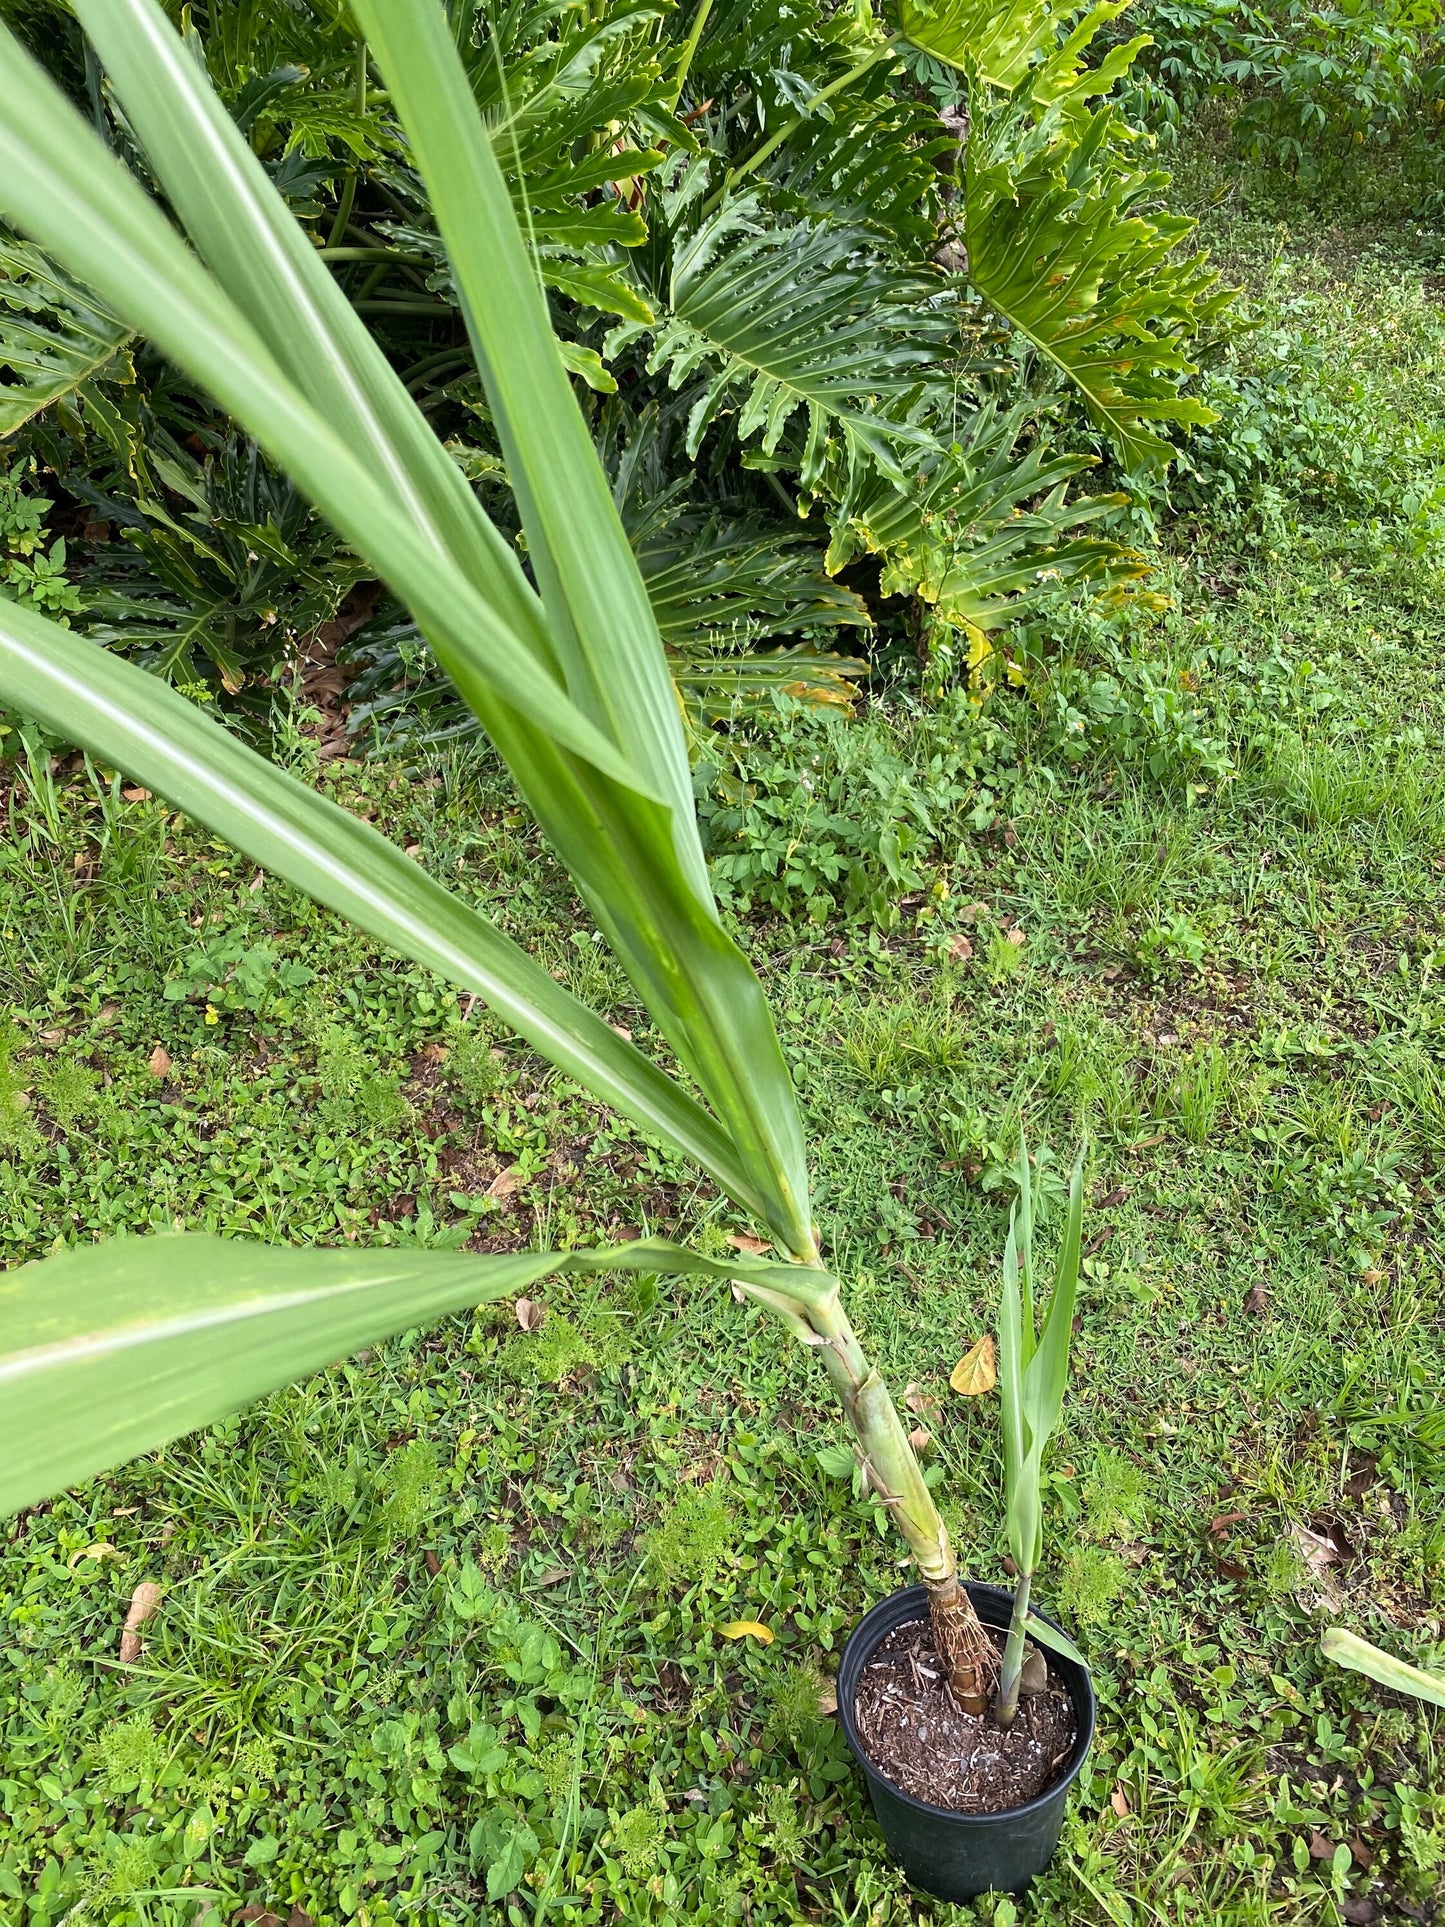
[665, 0, 715, 111]
[994, 1571, 1032, 1728]
[743, 1272, 997, 1713]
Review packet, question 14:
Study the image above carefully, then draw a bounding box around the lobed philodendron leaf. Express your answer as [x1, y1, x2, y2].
[1322, 1629, 1445, 1710]
[0, 234, 134, 438]
[895, 0, 1084, 89]
[0, 1234, 837, 1518]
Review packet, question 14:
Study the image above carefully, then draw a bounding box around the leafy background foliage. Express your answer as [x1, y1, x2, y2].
[2, 1, 1445, 1922]
[0, 0, 1229, 732]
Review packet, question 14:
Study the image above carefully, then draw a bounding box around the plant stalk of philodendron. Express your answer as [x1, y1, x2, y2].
[995, 1136, 1087, 1727]
[0, 0, 995, 1713]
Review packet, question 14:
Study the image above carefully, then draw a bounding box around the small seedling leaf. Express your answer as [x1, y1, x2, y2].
[814, 1443, 856, 1480]
[1022, 1611, 1087, 1669]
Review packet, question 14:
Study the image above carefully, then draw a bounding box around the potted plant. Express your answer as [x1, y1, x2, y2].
[838, 1139, 1096, 1900]
[0, 0, 1088, 1899]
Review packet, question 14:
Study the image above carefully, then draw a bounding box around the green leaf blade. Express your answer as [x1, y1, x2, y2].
[0, 1233, 838, 1518]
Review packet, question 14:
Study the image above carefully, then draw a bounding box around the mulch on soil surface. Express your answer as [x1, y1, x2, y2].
[852, 1618, 1076, 1813]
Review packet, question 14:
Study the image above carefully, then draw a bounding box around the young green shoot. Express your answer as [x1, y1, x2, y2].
[995, 1134, 1086, 1727]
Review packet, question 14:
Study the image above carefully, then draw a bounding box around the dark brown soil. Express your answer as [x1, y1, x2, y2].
[852, 1618, 1076, 1813]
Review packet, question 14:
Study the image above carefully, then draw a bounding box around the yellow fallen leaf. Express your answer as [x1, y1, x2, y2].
[949, 1334, 996, 1397]
[720, 1620, 773, 1644]
[68, 1542, 121, 1568]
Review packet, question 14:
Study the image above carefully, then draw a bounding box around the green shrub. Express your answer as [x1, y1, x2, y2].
[696, 694, 1016, 928]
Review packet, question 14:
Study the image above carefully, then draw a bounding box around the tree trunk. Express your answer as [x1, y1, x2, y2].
[741, 1269, 997, 1713]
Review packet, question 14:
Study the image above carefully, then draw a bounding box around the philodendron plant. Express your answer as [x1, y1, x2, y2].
[0, 0, 1070, 1713]
[995, 1137, 1087, 1725]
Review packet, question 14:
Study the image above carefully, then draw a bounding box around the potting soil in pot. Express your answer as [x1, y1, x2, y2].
[851, 1619, 1077, 1813]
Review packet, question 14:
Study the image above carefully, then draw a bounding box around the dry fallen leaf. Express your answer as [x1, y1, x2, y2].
[1019, 1646, 1049, 1695]
[818, 1681, 838, 1716]
[908, 1425, 933, 1454]
[1308, 1831, 1338, 1862]
[1004, 926, 1026, 946]
[67, 1542, 120, 1569]
[121, 786, 152, 802]
[903, 1382, 940, 1420]
[720, 1620, 773, 1644]
[609, 1023, 633, 1041]
[537, 1565, 569, 1588]
[947, 933, 974, 963]
[486, 1167, 525, 1200]
[1110, 1783, 1131, 1818]
[949, 1334, 996, 1397]
[1208, 1510, 1248, 1535]
[119, 1580, 163, 1664]
[95, 1003, 121, 1027]
[514, 1297, 545, 1332]
[147, 1044, 172, 1079]
[727, 1232, 771, 1257]
[1244, 1282, 1269, 1316]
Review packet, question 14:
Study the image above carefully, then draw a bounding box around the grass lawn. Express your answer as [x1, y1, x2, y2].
[1, 202, 1443, 1927]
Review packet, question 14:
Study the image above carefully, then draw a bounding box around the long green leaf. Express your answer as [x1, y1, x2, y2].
[1023, 1610, 1088, 1670]
[0, 1233, 836, 1517]
[68, 0, 815, 1257]
[998, 1218, 1036, 1573]
[0, 19, 635, 786]
[349, 0, 697, 840]
[1022, 1146, 1084, 1449]
[1321, 1628, 1445, 1710]
[0, 594, 772, 1219]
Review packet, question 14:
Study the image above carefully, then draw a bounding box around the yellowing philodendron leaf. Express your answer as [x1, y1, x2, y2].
[720, 1620, 774, 1644]
[950, 1333, 996, 1396]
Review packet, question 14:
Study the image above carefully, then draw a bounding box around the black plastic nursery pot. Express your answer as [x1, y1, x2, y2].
[838, 1580, 1095, 1903]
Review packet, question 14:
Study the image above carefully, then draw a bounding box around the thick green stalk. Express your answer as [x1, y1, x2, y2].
[737, 1272, 996, 1712]
[665, 0, 715, 111]
[994, 1570, 1031, 1727]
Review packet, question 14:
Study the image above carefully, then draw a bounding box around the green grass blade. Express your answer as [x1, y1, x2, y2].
[0, 596, 771, 1217]
[350, 0, 699, 856]
[0, 1234, 838, 1517]
[1322, 1629, 1445, 1709]
[0, 19, 636, 790]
